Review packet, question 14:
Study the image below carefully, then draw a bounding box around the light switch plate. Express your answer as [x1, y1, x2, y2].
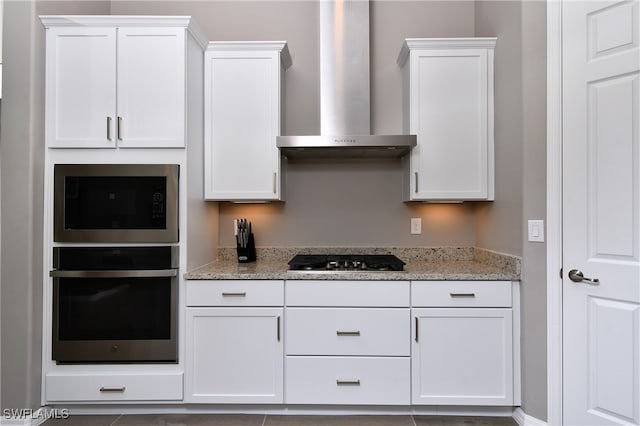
[528, 220, 545, 242]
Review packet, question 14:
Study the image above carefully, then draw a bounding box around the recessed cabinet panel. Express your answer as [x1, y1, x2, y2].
[205, 43, 290, 201]
[45, 373, 183, 402]
[286, 308, 410, 356]
[46, 27, 117, 148]
[399, 39, 496, 201]
[412, 308, 513, 405]
[285, 356, 410, 405]
[185, 307, 284, 403]
[117, 28, 185, 148]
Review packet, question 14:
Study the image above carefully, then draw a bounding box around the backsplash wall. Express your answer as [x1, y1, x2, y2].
[219, 159, 478, 248]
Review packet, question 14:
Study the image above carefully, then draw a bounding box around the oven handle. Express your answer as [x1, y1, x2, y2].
[50, 269, 178, 278]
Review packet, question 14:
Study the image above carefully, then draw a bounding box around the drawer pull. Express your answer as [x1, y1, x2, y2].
[99, 386, 125, 393]
[222, 292, 247, 297]
[336, 330, 360, 336]
[415, 317, 419, 342]
[449, 293, 476, 298]
[336, 379, 360, 386]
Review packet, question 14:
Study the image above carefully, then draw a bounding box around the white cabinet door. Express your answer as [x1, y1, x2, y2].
[44, 23, 187, 149]
[204, 43, 289, 201]
[185, 307, 283, 403]
[399, 39, 495, 201]
[412, 308, 513, 405]
[45, 27, 117, 148]
[117, 27, 185, 148]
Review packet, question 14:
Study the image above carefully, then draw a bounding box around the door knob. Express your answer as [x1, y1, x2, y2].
[568, 269, 600, 285]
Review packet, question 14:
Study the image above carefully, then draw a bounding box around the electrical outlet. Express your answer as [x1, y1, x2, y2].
[411, 218, 422, 235]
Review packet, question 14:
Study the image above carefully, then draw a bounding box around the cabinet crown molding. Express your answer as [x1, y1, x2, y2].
[207, 41, 292, 70]
[39, 15, 208, 49]
[397, 37, 497, 66]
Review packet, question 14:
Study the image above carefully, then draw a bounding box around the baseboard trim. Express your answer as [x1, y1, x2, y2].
[513, 407, 547, 426]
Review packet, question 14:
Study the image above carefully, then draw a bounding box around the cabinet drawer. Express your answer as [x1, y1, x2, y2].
[411, 281, 512, 307]
[285, 356, 410, 405]
[286, 281, 409, 307]
[45, 373, 182, 402]
[286, 308, 410, 356]
[186, 280, 284, 306]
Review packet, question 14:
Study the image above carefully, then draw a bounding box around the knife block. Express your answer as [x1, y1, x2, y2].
[236, 233, 256, 263]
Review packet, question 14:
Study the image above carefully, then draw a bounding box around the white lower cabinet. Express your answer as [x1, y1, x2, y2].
[284, 280, 411, 405]
[182, 279, 519, 408]
[185, 280, 284, 403]
[285, 356, 410, 405]
[411, 281, 516, 406]
[45, 372, 183, 402]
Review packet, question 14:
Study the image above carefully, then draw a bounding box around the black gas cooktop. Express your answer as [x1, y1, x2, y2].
[287, 254, 406, 272]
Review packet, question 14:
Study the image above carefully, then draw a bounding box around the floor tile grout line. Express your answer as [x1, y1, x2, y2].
[411, 414, 418, 426]
[109, 414, 123, 426]
[262, 413, 267, 426]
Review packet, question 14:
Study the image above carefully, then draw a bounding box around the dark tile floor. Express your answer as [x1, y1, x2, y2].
[42, 414, 518, 426]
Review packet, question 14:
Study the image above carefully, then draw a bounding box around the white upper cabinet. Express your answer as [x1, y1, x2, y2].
[204, 42, 291, 201]
[398, 38, 496, 201]
[42, 16, 205, 149]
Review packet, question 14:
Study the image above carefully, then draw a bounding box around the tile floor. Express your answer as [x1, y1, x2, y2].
[42, 414, 518, 426]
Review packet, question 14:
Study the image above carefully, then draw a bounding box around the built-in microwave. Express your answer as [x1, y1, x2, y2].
[54, 164, 179, 243]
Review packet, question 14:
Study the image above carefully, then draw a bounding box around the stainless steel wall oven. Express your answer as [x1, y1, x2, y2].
[54, 164, 179, 243]
[51, 246, 178, 363]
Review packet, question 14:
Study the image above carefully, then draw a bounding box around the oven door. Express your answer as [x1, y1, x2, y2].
[51, 269, 177, 363]
[53, 164, 179, 243]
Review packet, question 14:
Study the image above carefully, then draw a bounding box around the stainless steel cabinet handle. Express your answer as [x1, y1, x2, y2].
[336, 379, 360, 386]
[107, 117, 112, 141]
[336, 330, 360, 336]
[414, 172, 419, 193]
[450, 293, 476, 298]
[277, 316, 281, 341]
[117, 116, 123, 141]
[568, 269, 600, 285]
[273, 172, 277, 194]
[221, 292, 247, 297]
[99, 386, 125, 393]
[415, 317, 419, 342]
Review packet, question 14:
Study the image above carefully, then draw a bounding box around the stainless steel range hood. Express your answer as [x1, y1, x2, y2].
[277, 0, 416, 159]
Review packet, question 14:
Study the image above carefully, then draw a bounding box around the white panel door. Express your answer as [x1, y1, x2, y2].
[205, 51, 281, 200]
[411, 308, 513, 406]
[563, 1, 640, 424]
[185, 308, 283, 404]
[410, 48, 489, 200]
[117, 27, 185, 148]
[45, 27, 116, 148]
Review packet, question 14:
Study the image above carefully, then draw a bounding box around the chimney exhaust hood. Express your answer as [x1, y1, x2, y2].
[277, 0, 416, 159]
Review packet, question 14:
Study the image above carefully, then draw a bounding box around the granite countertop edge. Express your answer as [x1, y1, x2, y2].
[185, 248, 521, 282]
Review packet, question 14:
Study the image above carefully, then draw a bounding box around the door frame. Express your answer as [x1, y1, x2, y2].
[546, 0, 563, 425]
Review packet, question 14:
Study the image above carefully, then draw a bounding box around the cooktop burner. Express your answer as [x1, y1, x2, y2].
[288, 254, 406, 272]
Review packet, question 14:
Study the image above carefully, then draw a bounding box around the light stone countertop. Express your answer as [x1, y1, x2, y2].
[185, 247, 521, 281]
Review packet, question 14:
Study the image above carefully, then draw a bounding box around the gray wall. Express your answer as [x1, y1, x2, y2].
[475, 1, 547, 420]
[519, 1, 547, 420]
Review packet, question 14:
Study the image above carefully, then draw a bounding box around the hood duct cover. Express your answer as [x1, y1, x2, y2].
[277, 0, 416, 159]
